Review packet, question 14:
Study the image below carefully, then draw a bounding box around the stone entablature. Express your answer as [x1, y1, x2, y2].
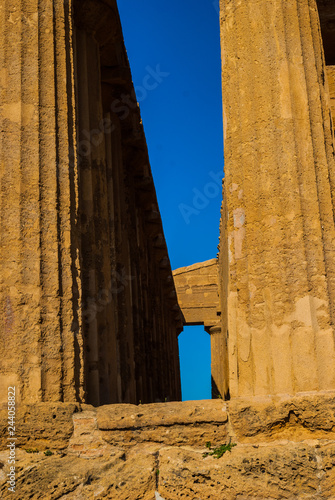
[173, 259, 220, 328]
[173, 259, 228, 399]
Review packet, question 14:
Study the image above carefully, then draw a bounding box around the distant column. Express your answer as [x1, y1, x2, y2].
[220, 0, 335, 397]
[0, 0, 83, 403]
[206, 325, 227, 399]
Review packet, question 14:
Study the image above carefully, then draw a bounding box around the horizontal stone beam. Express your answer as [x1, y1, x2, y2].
[173, 259, 220, 327]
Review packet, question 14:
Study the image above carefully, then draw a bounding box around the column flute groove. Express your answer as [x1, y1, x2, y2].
[220, 0, 335, 398]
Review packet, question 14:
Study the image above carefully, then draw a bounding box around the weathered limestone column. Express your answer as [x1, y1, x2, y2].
[220, 0, 335, 398]
[0, 0, 83, 403]
[0, 0, 182, 407]
[218, 184, 229, 399]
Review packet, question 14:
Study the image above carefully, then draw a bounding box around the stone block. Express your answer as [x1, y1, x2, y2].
[97, 400, 229, 447]
[229, 392, 335, 443]
[0, 403, 80, 450]
[157, 442, 335, 500]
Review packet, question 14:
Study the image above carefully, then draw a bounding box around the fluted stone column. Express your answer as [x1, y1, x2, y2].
[220, 0, 335, 398]
[206, 325, 228, 399]
[0, 0, 83, 403]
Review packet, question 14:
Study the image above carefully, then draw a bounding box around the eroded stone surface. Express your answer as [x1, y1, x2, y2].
[0, 397, 335, 498]
[173, 259, 220, 328]
[220, 0, 335, 399]
[0, 0, 182, 408]
[0, 403, 80, 451]
[158, 442, 335, 500]
[97, 400, 228, 429]
[229, 393, 335, 443]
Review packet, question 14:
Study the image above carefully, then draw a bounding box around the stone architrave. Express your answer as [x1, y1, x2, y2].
[220, 0, 335, 398]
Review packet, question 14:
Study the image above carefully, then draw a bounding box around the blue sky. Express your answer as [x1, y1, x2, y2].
[117, 0, 223, 400]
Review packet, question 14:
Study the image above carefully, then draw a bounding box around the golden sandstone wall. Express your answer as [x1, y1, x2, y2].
[0, 0, 182, 407]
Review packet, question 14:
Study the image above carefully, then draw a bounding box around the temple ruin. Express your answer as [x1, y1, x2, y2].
[1, 0, 335, 497]
[1, 0, 335, 408]
[0, 0, 182, 407]
[174, 0, 335, 404]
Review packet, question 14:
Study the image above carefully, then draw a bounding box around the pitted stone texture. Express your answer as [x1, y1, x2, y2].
[173, 259, 220, 328]
[220, 0, 335, 399]
[158, 442, 335, 500]
[229, 393, 335, 443]
[0, 398, 335, 498]
[97, 400, 229, 447]
[68, 411, 114, 458]
[1, 442, 335, 499]
[0, 403, 80, 450]
[97, 400, 228, 429]
[326, 66, 335, 124]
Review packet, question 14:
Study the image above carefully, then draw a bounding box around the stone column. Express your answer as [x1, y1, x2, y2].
[0, 0, 83, 403]
[220, 0, 335, 398]
[207, 325, 228, 399]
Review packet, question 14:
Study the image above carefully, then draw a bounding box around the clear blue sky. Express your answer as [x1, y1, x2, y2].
[117, 0, 223, 401]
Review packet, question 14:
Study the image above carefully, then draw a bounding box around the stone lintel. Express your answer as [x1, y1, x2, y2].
[173, 259, 220, 328]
